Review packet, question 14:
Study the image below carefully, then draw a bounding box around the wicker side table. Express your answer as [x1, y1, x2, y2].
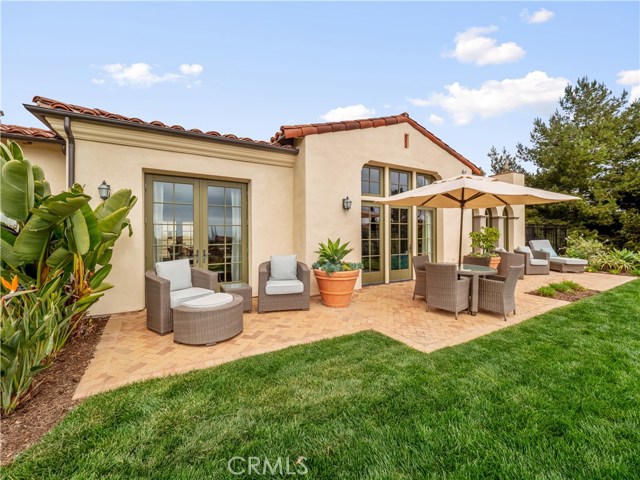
[172, 293, 243, 346]
[220, 282, 253, 312]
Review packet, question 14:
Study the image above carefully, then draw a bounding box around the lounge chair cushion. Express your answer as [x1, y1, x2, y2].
[539, 246, 558, 257]
[155, 259, 192, 292]
[265, 279, 304, 295]
[182, 292, 233, 308]
[530, 258, 549, 266]
[270, 255, 298, 281]
[170, 287, 214, 308]
[550, 257, 588, 266]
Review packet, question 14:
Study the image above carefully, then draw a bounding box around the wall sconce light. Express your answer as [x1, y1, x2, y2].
[342, 196, 352, 211]
[98, 180, 111, 200]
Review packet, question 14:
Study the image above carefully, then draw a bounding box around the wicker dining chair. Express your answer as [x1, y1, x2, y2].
[412, 254, 431, 300]
[478, 265, 524, 321]
[489, 252, 525, 280]
[425, 263, 470, 319]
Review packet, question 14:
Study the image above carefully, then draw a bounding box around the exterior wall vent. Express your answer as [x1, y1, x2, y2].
[404, 133, 409, 149]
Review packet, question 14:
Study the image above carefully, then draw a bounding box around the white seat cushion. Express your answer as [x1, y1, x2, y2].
[265, 279, 304, 295]
[270, 255, 298, 280]
[530, 259, 549, 266]
[550, 256, 588, 265]
[182, 293, 233, 308]
[156, 259, 192, 292]
[515, 246, 532, 255]
[170, 287, 213, 308]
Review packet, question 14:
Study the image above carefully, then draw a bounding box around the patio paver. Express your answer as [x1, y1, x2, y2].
[74, 272, 636, 399]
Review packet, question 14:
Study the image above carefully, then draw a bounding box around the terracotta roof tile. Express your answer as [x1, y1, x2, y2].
[271, 113, 480, 174]
[0, 123, 60, 141]
[31, 96, 293, 150]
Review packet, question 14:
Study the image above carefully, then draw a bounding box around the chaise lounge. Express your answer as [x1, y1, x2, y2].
[529, 239, 587, 273]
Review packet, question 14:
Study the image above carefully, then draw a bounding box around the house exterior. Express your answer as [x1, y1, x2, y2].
[1, 96, 525, 315]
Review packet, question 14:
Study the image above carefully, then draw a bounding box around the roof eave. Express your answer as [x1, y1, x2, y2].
[24, 104, 299, 155]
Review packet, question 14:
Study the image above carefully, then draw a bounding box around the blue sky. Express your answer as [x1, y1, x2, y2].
[2, 1, 639, 173]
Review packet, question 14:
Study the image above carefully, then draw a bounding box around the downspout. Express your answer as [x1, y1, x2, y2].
[64, 117, 75, 187]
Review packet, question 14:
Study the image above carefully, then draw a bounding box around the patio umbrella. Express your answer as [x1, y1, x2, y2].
[379, 172, 579, 266]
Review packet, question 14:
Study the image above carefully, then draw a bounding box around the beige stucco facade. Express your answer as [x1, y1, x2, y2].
[5, 106, 525, 315]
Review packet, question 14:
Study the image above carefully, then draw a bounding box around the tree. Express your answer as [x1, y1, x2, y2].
[487, 146, 526, 175]
[517, 77, 640, 249]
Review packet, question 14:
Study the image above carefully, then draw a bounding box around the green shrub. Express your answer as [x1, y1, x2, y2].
[565, 234, 606, 260]
[590, 248, 640, 274]
[0, 141, 137, 415]
[549, 281, 585, 293]
[536, 286, 557, 297]
[312, 238, 363, 275]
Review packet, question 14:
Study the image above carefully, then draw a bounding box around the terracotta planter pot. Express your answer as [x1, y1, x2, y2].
[313, 269, 360, 308]
[489, 256, 501, 270]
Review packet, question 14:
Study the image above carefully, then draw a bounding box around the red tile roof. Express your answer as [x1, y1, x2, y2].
[31, 96, 293, 150]
[271, 113, 481, 174]
[0, 123, 60, 141]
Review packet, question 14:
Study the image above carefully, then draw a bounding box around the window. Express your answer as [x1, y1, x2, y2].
[361, 166, 383, 196]
[389, 169, 411, 195]
[417, 208, 435, 259]
[416, 173, 435, 188]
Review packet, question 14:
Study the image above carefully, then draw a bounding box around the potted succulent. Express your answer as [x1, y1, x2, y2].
[312, 238, 363, 308]
[468, 226, 501, 269]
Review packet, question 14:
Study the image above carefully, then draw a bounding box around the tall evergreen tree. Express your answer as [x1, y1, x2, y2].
[487, 146, 526, 175]
[517, 77, 640, 248]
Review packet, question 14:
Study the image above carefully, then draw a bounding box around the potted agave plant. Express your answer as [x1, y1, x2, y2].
[468, 226, 501, 269]
[312, 238, 363, 308]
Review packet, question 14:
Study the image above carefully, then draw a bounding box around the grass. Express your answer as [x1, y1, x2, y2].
[536, 280, 586, 297]
[3, 280, 640, 479]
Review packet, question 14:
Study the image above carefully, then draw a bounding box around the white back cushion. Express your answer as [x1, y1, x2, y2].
[155, 259, 192, 292]
[270, 255, 298, 280]
[515, 246, 532, 255]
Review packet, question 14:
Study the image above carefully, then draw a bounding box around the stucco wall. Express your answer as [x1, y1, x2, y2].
[294, 123, 526, 293]
[1, 139, 66, 194]
[45, 117, 295, 315]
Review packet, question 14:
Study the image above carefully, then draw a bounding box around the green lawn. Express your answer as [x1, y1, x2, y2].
[4, 281, 640, 479]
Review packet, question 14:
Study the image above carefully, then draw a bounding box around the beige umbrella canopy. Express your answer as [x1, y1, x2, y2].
[379, 173, 579, 265]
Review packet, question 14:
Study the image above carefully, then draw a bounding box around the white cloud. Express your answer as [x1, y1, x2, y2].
[617, 69, 640, 101]
[92, 62, 203, 88]
[179, 64, 204, 75]
[428, 114, 444, 125]
[444, 25, 525, 66]
[409, 71, 569, 125]
[521, 8, 555, 24]
[321, 104, 376, 122]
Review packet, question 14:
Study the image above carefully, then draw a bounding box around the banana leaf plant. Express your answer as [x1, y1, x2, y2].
[0, 140, 137, 415]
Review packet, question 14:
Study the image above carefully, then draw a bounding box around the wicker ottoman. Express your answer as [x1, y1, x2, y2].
[220, 282, 253, 312]
[172, 293, 243, 346]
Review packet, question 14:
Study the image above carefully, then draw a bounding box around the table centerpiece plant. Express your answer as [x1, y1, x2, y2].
[468, 226, 501, 269]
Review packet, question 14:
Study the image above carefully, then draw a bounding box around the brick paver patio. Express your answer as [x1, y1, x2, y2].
[74, 272, 635, 399]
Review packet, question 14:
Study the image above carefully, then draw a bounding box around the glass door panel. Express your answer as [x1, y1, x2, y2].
[203, 183, 247, 283]
[417, 208, 435, 260]
[389, 207, 411, 281]
[361, 203, 384, 284]
[151, 179, 195, 265]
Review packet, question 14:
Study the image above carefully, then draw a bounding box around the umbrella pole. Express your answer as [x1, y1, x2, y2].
[458, 205, 464, 268]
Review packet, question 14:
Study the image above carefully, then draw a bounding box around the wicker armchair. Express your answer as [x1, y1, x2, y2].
[412, 254, 431, 300]
[145, 266, 219, 335]
[478, 265, 524, 321]
[425, 263, 470, 319]
[258, 261, 310, 313]
[462, 255, 491, 267]
[515, 247, 550, 275]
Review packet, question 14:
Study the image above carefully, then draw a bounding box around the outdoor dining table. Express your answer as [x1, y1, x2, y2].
[457, 264, 498, 316]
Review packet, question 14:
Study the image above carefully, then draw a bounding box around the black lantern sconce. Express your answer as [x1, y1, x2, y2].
[98, 180, 111, 200]
[342, 196, 352, 211]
